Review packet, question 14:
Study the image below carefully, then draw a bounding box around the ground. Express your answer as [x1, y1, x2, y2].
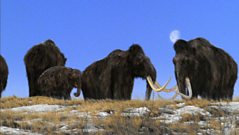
[0, 96, 239, 135]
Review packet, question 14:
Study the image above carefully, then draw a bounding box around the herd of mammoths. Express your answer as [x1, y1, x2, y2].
[0, 37, 238, 101]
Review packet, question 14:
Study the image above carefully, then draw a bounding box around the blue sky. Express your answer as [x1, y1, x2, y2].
[1, 0, 239, 99]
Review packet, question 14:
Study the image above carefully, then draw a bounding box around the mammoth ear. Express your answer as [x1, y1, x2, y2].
[68, 68, 76, 79]
[174, 39, 191, 53]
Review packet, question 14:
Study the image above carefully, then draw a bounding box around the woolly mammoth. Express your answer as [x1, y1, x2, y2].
[172, 38, 238, 100]
[24, 39, 67, 97]
[37, 66, 81, 100]
[81, 44, 170, 100]
[0, 55, 9, 98]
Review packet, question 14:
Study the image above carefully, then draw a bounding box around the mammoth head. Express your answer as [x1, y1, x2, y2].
[173, 39, 197, 98]
[126, 44, 176, 100]
[127, 44, 170, 100]
[44, 39, 67, 65]
[173, 39, 198, 74]
[127, 44, 156, 81]
[68, 68, 81, 97]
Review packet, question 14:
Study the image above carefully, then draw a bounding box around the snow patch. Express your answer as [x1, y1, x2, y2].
[211, 102, 239, 114]
[176, 106, 211, 116]
[122, 107, 150, 117]
[70, 110, 91, 118]
[83, 124, 104, 133]
[98, 112, 111, 118]
[156, 106, 211, 124]
[0, 126, 41, 135]
[4, 104, 65, 112]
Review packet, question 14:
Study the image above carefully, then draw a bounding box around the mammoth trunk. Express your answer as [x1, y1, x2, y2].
[176, 71, 186, 95]
[176, 72, 193, 99]
[74, 86, 81, 97]
[177, 77, 187, 95]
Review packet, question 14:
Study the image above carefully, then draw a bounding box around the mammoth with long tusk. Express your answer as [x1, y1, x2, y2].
[172, 37, 237, 100]
[81, 44, 170, 100]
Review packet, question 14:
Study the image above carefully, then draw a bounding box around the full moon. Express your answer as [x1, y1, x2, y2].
[169, 30, 181, 43]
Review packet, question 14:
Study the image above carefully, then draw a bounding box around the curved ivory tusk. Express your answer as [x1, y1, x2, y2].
[147, 76, 192, 100]
[74, 92, 80, 97]
[146, 76, 171, 92]
[172, 94, 178, 100]
[174, 77, 192, 99]
[156, 92, 179, 100]
[163, 77, 193, 100]
[155, 82, 177, 92]
[74, 87, 81, 97]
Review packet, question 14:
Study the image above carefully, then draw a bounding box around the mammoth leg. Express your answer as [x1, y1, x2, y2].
[145, 83, 152, 100]
[27, 70, 36, 97]
[227, 76, 236, 100]
[0, 82, 2, 98]
[228, 88, 234, 100]
[27, 69, 43, 97]
[179, 77, 193, 99]
[64, 88, 72, 100]
[64, 94, 71, 100]
[111, 73, 133, 100]
[112, 82, 127, 100]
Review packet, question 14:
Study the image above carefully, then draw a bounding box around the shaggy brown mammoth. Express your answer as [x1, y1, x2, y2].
[37, 66, 81, 99]
[171, 38, 237, 100]
[81, 44, 180, 100]
[24, 39, 66, 97]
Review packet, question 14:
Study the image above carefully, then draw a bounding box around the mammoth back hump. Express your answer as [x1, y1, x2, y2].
[107, 50, 127, 67]
[25, 44, 65, 70]
[83, 58, 108, 78]
[83, 49, 126, 75]
[38, 66, 69, 86]
[190, 38, 237, 78]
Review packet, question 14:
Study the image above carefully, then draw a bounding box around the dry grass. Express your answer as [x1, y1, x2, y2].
[0, 96, 238, 134]
[0, 96, 84, 109]
[208, 119, 221, 130]
[233, 96, 239, 101]
[0, 110, 86, 134]
[184, 99, 212, 108]
[75, 99, 175, 115]
[0, 96, 175, 113]
[94, 113, 163, 134]
[180, 113, 204, 122]
[169, 123, 199, 135]
[1, 96, 237, 110]
[0, 97, 175, 134]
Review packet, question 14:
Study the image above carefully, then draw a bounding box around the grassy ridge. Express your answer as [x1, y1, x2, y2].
[0, 96, 238, 134]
